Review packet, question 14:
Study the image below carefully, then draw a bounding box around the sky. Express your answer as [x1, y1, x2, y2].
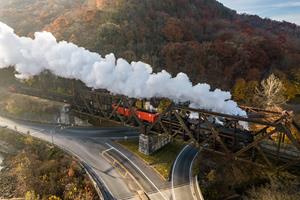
[218, 0, 300, 25]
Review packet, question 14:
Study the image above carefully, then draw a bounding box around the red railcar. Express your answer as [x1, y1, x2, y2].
[136, 110, 159, 123]
[112, 104, 131, 116]
[112, 104, 159, 123]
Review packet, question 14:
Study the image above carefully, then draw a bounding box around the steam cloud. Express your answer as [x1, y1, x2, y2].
[0, 22, 247, 118]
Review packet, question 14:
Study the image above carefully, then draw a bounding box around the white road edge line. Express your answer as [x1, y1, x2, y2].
[58, 145, 115, 199]
[105, 143, 169, 200]
[102, 147, 114, 154]
[190, 151, 199, 200]
[195, 175, 205, 200]
[63, 146, 115, 199]
[171, 144, 190, 200]
[0, 119, 116, 199]
[107, 136, 139, 140]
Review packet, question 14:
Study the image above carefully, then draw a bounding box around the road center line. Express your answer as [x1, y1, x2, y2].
[171, 144, 190, 200]
[102, 147, 114, 154]
[105, 142, 169, 200]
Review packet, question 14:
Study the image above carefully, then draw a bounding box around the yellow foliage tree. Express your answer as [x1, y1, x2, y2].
[48, 195, 62, 200]
[157, 99, 172, 113]
[232, 78, 246, 102]
[25, 191, 40, 200]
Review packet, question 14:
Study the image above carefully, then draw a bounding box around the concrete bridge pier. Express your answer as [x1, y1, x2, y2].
[139, 133, 171, 155]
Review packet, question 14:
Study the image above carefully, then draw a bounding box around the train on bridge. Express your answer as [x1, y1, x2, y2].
[7, 84, 300, 169]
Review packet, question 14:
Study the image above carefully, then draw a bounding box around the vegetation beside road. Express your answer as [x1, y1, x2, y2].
[0, 128, 99, 200]
[197, 151, 300, 200]
[118, 139, 184, 179]
[0, 87, 63, 123]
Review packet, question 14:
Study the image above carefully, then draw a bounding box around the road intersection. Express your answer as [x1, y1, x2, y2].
[0, 116, 203, 200]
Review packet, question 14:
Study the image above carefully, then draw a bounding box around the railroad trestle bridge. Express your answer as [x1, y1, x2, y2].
[9, 85, 300, 170]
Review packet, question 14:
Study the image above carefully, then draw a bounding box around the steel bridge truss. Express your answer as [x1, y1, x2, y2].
[70, 90, 300, 170]
[11, 86, 300, 170]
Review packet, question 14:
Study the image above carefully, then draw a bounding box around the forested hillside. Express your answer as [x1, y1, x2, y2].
[0, 0, 300, 101]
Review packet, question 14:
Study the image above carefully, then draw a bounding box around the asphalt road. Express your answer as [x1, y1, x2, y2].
[0, 117, 140, 199]
[172, 145, 202, 200]
[0, 116, 203, 200]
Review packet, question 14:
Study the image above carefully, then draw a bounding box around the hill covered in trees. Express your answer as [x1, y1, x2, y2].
[0, 0, 300, 101]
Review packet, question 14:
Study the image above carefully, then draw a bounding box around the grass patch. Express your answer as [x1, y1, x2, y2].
[118, 139, 185, 179]
[0, 92, 63, 123]
[5, 93, 62, 115]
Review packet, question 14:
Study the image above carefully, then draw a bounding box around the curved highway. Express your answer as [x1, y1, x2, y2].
[0, 117, 140, 199]
[0, 116, 204, 200]
[172, 145, 203, 200]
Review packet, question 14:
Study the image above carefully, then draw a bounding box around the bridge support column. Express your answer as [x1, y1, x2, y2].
[139, 134, 171, 155]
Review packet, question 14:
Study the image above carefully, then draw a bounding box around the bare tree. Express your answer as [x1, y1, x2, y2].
[255, 74, 286, 109]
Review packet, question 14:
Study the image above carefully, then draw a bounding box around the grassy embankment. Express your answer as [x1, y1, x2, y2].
[0, 88, 63, 123]
[118, 139, 185, 180]
[0, 128, 99, 200]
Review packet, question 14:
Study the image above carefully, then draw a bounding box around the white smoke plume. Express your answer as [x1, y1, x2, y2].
[0, 22, 247, 118]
